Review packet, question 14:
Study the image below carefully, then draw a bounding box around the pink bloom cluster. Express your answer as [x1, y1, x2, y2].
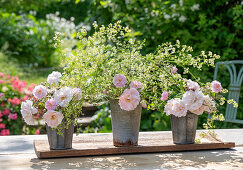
[164, 80, 220, 117]
[8, 97, 21, 105]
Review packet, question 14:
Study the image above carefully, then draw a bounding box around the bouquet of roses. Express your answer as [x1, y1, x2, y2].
[104, 74, 147, 111]
[20, 71, 83, 132]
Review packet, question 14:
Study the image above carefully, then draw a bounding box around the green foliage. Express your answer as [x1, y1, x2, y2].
[0, 12, 57, 67]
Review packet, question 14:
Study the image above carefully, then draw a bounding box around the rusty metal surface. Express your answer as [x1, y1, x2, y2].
[110, 99, 142, 147]
[46, 120, 74, 150]
[171, 111, 198, 144]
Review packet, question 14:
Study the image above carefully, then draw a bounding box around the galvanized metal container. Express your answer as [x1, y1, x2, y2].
[46, 120, 74, 150]
[171, 111, 198, 144]
[110, 99, 142, 147]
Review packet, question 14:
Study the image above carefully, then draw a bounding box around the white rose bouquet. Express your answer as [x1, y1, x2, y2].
[20, 71, 83, 133]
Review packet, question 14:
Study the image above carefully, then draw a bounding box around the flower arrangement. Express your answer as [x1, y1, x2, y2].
[57, 22, 237, 136]
[20, 71, 83, 134]
[60, 21, 148, 111]
[143, 41, 238, 136]
[0, 72, 37, 135]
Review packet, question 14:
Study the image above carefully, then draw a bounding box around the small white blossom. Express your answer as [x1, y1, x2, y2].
[191, 4, 200, 11]
[179, 15, 187, 22]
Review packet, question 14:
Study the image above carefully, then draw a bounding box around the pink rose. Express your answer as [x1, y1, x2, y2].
[33, 85, 47, 99]
[0, 80, 4, 84]
[161, 92, 169, 101]
[0, 111, 2, 118]
[43, 110, 64, 128]
[8, 113, 18, 120]
[191, 105, 205, 115]
[187, 79, 200, 91]
[0, 123, 5, 129]
[171, 66, 178, 74]
[35, 129, 40, 135]
[119, 88, 140, 111]
[130, 81, 143, 92]
[0, 72, 4, 78]
[3, 108, 10, 115]
[45, 98, 57, 111]
[113, 74, 127, 87]
[211, 80, 222, 93]
[1, 129, 10, 136]
[0, 93, 4, 98]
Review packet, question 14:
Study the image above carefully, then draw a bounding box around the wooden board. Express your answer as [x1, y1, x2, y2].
[34, 132, 235, 159]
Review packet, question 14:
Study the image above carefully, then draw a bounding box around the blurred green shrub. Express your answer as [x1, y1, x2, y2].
[0, 12, 57, 67]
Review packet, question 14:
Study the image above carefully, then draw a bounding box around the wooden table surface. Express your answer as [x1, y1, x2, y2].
[0, 129, 243, 169]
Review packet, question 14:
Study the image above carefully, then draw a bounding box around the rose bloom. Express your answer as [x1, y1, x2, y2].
[3, 108, 10, 115]
[191, 105, 205, 115]
[35, 129, 40, 135]
[203, 95, 216, 113]
[72, 88, 82, 100]
[20, 100, 38, 125]
[9, 97, 21, 105]
[172, 99, 187, 117]
[0, 72, 4, 78]
[141, 101, 147, 108]
[33, 85, 47, 99]
[43, 110, 64, 128]
[0, 123, 5, 129]
[45, 98, 57, 110]
[47, 71, 62, 84]
[8, 113, 18, 120]
[1, 129, 10, 136]
[171, 66, 178, 74]
[211, 80, 222, 93]
[164, 99, 175, 116]
[119, 88, 140, 111]
[54, 86, 73, 107]
[182, 90, 204, 112]
[0, 80, 4, 84]
[0, 93, 4, 98]
[113, 74, 127, 87]
[161, 91, 169, 101]
[187, 79, 200, 91]
[130, 81, 143, 92]
[0, 111, 2, 118]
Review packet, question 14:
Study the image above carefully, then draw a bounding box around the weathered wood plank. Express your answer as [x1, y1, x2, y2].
[34, 132, 235, 159]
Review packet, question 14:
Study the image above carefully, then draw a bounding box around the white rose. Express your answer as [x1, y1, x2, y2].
[47, 71, 62, 84]
[54, 86, 73, 107]
[183, 90, 204, 112]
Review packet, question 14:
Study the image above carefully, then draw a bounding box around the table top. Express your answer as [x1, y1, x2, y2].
[0, 129, 243, 169]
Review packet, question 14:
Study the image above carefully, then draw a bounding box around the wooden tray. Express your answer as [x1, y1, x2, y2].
[34, 132, 235, 159]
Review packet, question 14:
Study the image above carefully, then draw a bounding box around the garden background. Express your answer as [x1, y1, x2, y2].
[0, 0, 242, 135]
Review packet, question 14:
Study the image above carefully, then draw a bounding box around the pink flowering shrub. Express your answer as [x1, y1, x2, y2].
[0, 72, 38, 135]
